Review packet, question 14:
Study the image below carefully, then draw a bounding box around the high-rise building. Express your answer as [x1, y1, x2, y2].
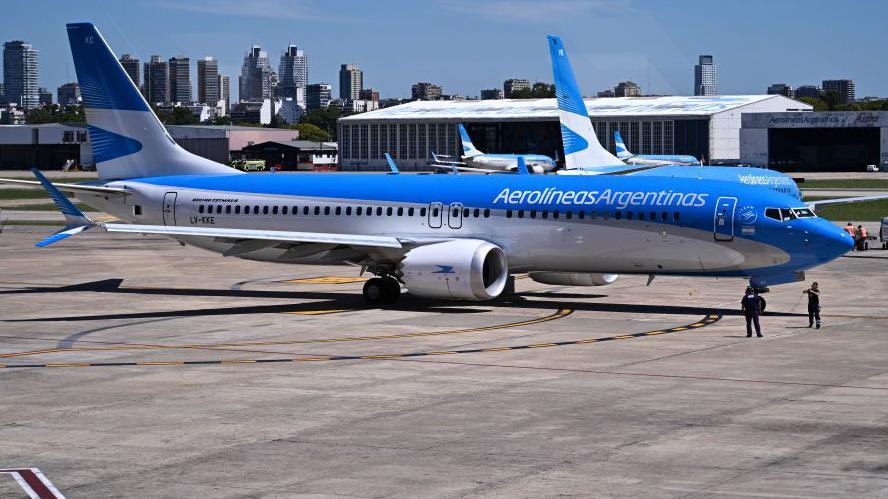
[822, 79, 855, 104]
[278, 45, 307, 107]
[503, 78, 530, 98]
[480, 88, 503, 100]
[3, 40, 39, 110]
[694, 55, 717, 96]
[239, 46, 273, 101]
[143, 55, 169, 104]
[38, 87, 52, 106]
[57, 82, 80, 106]
[119, 53, 140, 88]
[359, 88, 379, 102]
[795, 85, 821, 100]
[411, 82, 442, 100]
[0, 83, 5, 102]
[338, 64, 362, 100]
[307, 82, 332, 110]
[168, 56, 192, 104]
[614, 81, 641, 97]
[766, 83, 794, 98]
[197, 56, 219, 105]
[219, 75, 230, 112]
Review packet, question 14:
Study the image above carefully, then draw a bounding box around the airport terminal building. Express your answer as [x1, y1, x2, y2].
[741, 111, 888, 171]
[337, 95, 810, 170]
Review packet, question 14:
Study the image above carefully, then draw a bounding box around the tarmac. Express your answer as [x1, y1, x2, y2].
[1, 228, 887, 497]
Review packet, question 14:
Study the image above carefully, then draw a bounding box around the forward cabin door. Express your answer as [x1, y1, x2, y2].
[713, 196, 737, 241]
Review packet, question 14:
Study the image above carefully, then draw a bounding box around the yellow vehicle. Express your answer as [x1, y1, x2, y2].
[231, 159, 266, 172]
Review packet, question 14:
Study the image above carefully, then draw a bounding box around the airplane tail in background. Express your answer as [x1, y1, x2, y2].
[613, 131, 633, 160]
[547, 35, 623, 170]
[66, 23, 235, 180]
[458, 124, 483, 158]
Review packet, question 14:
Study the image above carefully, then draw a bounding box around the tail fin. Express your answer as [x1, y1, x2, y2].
[66, 23, 235, 180]
[458, 124, 483, 158]
[613, 131, 633, 160]
[384, 153, 399, 173]
[547, 35, 622, 170]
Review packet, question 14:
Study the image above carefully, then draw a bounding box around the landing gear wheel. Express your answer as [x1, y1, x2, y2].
[363, 277, 401, 305]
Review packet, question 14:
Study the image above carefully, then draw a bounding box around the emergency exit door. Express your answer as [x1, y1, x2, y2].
[162, 192, 177, 226]
[428, 202, 443, 228]
[713, 196, 737, 241]
[448, 202, 463, 229]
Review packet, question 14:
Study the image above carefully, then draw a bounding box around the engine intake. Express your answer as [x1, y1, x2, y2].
[400, 239, 509, 300]
[528, 272, 619, 286]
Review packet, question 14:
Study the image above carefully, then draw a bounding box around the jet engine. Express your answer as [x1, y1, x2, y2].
[400, 239, 509, 300]
[528, 272, 619, 286]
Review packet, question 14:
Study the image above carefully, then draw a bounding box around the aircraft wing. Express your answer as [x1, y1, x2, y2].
[431, 164, 504, 174]
[558, 164, 668, 176]
[806, 194, 888, 210]
[103, 223, 404, 249]
[0, 177, 129, 196]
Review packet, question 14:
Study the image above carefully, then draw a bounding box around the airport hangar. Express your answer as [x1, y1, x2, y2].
[337, 95, 811, 171]
[741, 111, 888, 171]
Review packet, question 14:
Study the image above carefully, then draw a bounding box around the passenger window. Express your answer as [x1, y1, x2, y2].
[292, 206, 298, 214]
[397, 207, 403, 216]
[615, 210, 622, 220]
[626, 211, 633, 220]
[530, 209, 537, 219]
[661, 212, 668, 221]
[506, 209, 513, 218]
[303, 206, 309, 215]
[314, 206, 320, 215]
[387, 207, 393, 216]
[420, 208, 427, 217]
[324, 206, 331, 215]
[252, 206, 259, 215]
[483, 208, 490, 218]
[346, 206, 352, 216]
[462, 208, 469, 217]
[356, 207, 363, 215]
[133, 205, 142, 216]
[235, 205, 241, 215]
[565, 211, 572, 219]
[377, 207, 383, 216]
[765, 208, 781, 221]
[198, 205, 204, 214]
[650, 212, 656, 221]
[217, 205, 223, 214]
[673, 212, 680, 222]
[589, 211, 596, 220]
[552, 210, 559, 219]
[226, 205, 232, 214]
[578, 211, 585, 220]
[335, 206, 342, 215]
[541, 210, 548, 219]
[282, 206, 288, 215]
[272, 206, 278, 215]
[473, 208, 480, 218]
[262, 206, 269, 215]
[408, 207, 414, 216]
[518, 209, 525, 218]
[638, 211, 644, 221]
[432, 208, 438, 217]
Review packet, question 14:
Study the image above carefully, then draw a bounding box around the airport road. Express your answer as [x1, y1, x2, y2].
[1, 229, 887, 497]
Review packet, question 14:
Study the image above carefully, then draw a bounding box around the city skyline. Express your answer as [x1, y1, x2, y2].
[2, 0, 887, 101]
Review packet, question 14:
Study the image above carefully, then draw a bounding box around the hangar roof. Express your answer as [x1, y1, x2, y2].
[342, 95, 808, 121]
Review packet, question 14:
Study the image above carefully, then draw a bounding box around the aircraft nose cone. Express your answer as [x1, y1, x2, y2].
[814, 220, 854, 262]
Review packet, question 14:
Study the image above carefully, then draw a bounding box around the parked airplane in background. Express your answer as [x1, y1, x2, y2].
[614, 130, 701, 166]
[0, 25, 855, 306]
[431, 124, 557, 173]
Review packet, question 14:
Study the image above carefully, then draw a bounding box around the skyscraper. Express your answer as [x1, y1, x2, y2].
[338, 64, 362, 100]
[239, 46, 273, 101]
[197, 56, 219, 105]
[38, 87, 52, 106]
[307, 83, 332, 110]
[168, 56, 192, 104]
[822, 79, 855, 104]
[3, 40, 39, 110]
[143, 55, 169, 104]
[219, 75, 230, 112]
[119, 53, 140, 88]
[57, 82, 80, 106]
[278, 45, 307, 107]
[694, 55, 717, 96]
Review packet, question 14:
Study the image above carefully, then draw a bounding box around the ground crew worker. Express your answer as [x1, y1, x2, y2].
[741, 287, 765, 338]
[844, 223, 857, 250]
[856, 224, 868, 251]
[803, 282, 821, 329]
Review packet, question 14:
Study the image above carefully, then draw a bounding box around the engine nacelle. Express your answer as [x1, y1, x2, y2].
[528, 272, 619, 286]
[400, 239, 509, 300]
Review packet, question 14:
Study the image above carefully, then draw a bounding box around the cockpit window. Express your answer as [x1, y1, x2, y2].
[780, 208, 796, 220]
[792, 208, 816, 218]
[765, 208, 782, 221]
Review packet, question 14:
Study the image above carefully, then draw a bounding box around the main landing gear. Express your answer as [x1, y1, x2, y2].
[363, 276, 401, 305]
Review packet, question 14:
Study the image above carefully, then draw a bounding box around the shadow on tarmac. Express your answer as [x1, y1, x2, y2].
[1, 278, 807, 322]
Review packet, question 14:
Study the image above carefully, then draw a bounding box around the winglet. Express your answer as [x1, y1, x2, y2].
[384, 153, 399, 173]
[516, 156, 530, 175]
[30, 168, 96, 247]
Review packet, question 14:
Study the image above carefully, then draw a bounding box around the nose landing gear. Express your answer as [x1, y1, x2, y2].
[363, 276, 401, 305]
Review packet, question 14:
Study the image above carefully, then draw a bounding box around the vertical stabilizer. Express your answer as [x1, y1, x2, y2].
[458, 124, 483, 158]
[613, 130, 633, 160]
[547, 35, 622, 170]
[66, 23, 236, 180]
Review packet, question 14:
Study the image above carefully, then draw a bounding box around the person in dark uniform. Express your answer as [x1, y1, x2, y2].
[741, 287, 765, 338]
[804, 282, 821, 329]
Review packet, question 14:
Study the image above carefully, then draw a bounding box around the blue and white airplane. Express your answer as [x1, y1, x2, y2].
[0, 24, 854, 304]
[614, 130, 701, 166]
[548, 38, 804, 201]
[431, 124, 557, 173]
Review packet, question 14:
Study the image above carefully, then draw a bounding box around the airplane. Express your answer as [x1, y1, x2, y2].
[614, 130, 701, 166]
[430, 124, 557, 173]
[0, 24, 855, 306]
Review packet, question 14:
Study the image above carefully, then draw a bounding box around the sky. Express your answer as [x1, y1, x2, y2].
[4, 0, 888, 102]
